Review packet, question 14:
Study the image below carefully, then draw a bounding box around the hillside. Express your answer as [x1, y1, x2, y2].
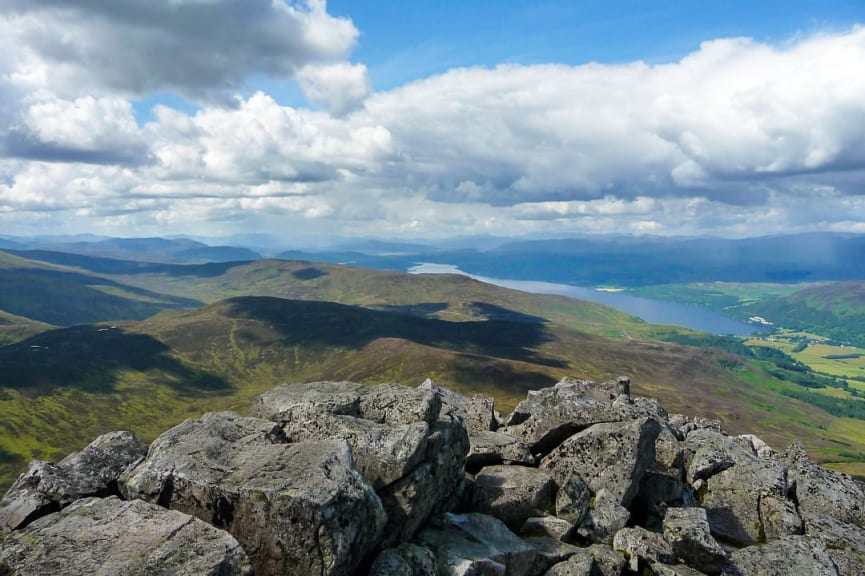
[1, 295, 863, 491]
[741, 282, 865, 346]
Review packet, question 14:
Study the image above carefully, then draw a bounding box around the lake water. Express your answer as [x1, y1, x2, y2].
[408, 263, 763, 336]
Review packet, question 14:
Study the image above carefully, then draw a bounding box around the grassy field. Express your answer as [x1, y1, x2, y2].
[627, 282, 817, 311]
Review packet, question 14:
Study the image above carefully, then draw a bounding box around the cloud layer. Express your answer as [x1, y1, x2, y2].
[0, 1, 864, 239]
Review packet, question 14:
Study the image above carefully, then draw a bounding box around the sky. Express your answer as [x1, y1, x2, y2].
[1, 1, 864, 241]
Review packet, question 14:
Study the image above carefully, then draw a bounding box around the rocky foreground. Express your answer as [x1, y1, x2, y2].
[1, 377, 863, 575]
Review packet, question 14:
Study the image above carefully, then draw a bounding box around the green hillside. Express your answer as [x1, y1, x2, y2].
[1, 295, 863, 490]
[742, 282, 865, 346]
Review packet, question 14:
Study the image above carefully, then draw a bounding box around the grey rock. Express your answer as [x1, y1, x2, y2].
[542, 551, 594, 576]
[651, 564, 711, 576]
[520, 517, 576, 541]
[250, 380, 366, 420]
[417, 513, 537, 576]
[684, 430, 749, 484]
[280, 411, 430, 489]
[576, 491, 631, 544]
[669, 415, 723, 438]
[802, 511, 865, 556]
[612, 526, 675, 572]
[663, 507, 727, 575]
[555, 474, 591, 527]
[0, 496, 251, 576]
[784, 442, 865, 526]
[121, 412, 384, 576]
[540, 417, 663, 508]
[736, 434, 776, 459]
[378, 415, 470, 546]
[251, 381, 441, 425]
[473, 465, 557, 531]
[585, 544, 626, 576]
[369, 544, 438, 576]
[420, 378, 498, 434]
[0, 430, 146, 535]
[633, 423, 685, 530]
[504, 378, 666, 456]
[760, 494, 803, 540]
[524, 536, 581, 575]
[696, 446, 788, 546]
[721, 536, 840, 576]
[468, 431, 536, 471]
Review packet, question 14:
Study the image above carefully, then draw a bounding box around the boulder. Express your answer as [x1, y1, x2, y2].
[0, 430, 146, 535]
[369, 544, 438, 576]
[473, 465, 557, 531]
[759, 493, 803, 540]
[0, 496, 251, 576]
[631, 423, 685, 530]
[721, 536, 840, 576]
[683, 430, 748, 484]
[377, 415, 470, 546]
[416, 513, 537, 576]
[542, 552, 594, 576]
[420, 379, 498, 434]
[121, 411, 385, 576]
[662, 507, 727, 575]
[250, 381, 442, 426]
[467, 431, 536, 472]
[280, 411, 430, 489]
[520, 517, 576, 541]
[801, 512, 865, 565]
[504, 378, 666, 455]
[575, 491, 631, 544]
[612, 526, 675, 572]
[540, 417, 662, 508]
[784, 442, 865, 526]
[523, 536, 582, 575]
[584, 544, 626, 576]
[554, 473, 591, 528]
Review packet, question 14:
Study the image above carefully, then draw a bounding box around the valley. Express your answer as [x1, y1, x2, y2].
[1, 246, 864, 491]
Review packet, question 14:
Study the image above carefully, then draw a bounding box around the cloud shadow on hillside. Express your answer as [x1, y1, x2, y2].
[223, 296, 567, 368]
[0, 326, 232, 396]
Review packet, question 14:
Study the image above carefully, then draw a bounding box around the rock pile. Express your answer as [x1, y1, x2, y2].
[1, 376, 863, 575]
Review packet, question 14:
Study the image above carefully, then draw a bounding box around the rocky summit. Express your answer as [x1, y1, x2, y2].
[0, 376, 863, 576]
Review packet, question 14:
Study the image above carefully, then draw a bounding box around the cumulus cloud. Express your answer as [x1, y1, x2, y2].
[1, 19, 865, 238]
[0, 0, 359, 101]
[297, 62, 371, 116]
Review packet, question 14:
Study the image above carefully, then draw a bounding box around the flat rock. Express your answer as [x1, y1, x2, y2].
[280, 411, 430, 489]
[0, 430, 146, 535]
[251, 381, 441, 425]
[121, 411, 385, 576]
[467, 431, 536, 472]
[0, 496, 251, 576]
[473, 465, 557, 531]
[721, 536, 840, 576]
[417, 513, 537, 576]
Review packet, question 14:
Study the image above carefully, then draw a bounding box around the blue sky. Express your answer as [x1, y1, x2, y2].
[330, 0, 865, 87]
[1, 1, 865, 240]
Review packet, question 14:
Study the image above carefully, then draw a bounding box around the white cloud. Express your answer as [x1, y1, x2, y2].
[1, 20, 865, 238]
[298, 62, 371, 116]
[0, 0, 359, 101]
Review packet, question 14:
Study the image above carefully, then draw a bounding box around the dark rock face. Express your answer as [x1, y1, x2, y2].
[1, 376, 863, 576]
[0, 430, 146, 535]
[0, 496, 251, 576]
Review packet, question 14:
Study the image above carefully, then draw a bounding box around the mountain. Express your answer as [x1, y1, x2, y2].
[1, 295, 862, 491]
[0, 252, 200, 327]
[742, 281, 865, 346]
